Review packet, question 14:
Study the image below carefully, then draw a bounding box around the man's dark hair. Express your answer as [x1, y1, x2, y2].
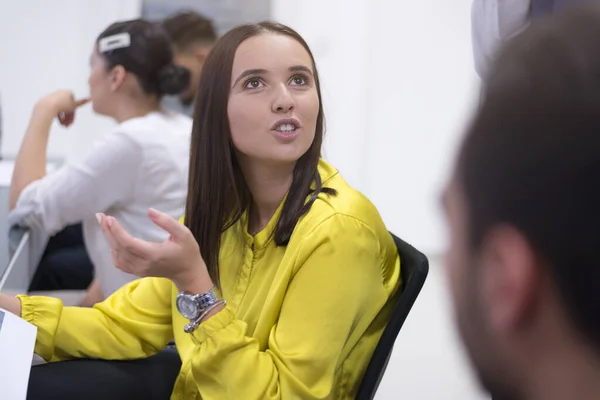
[162, 10, 217, 51]
[458, 4, 600, 351]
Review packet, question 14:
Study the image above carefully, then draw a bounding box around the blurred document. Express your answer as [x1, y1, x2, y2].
[0, 308, 37, 400]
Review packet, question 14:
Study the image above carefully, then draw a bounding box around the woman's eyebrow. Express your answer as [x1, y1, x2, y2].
[288, 65, 313, 76]
[232, 68, 268, 87]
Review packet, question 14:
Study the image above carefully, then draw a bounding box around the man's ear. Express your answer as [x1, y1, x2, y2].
[194, 47, 211, 63]
[110, 65, 127, 92]
[480, 225, 541, 334]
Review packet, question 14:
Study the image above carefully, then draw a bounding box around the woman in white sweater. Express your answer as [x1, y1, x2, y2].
[8, 19, 193, 304]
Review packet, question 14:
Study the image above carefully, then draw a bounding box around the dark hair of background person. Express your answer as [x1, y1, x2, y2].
[457, 4, 600, 353]
[97, 19, 190, 96]
[184, 22, 336, 288]
[162, 10, 218, 51]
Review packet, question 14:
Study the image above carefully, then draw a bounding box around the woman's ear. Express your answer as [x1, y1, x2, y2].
[110, 65, 127, 92]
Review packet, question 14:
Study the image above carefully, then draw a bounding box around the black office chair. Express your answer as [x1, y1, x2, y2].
[356, 232, 429, 400]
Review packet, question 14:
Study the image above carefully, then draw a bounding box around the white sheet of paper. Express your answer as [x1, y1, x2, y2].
[0, 308, 37, 400]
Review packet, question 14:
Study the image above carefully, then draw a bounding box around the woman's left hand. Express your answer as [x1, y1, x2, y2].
[97, 208, 213, 293]
[35, 90, 90, 127]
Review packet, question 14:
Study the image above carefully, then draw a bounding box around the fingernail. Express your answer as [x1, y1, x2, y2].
[148, 208, 159, 219]
[95, 213, 102, 224]
[107, 217, 113, 227]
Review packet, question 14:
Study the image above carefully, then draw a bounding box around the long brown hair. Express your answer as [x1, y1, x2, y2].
[184, 22, 335, 288]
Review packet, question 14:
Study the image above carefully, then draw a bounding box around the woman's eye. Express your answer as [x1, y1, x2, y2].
[244, 79, 264, 89]
[290, 76, 307, 85]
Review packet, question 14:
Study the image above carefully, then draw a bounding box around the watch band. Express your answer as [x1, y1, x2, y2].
[192, 287, 219, 310]
[184, 299, 227, 333]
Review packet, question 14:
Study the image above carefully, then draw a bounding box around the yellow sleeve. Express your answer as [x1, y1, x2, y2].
[17, 277, 174, 362]
[187, 214, 398, 399]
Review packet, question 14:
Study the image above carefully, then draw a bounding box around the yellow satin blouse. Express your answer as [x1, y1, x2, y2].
[18, 159, 401, 399]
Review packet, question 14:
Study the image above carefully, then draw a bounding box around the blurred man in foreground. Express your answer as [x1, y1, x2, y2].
[444, 4, 600, 400]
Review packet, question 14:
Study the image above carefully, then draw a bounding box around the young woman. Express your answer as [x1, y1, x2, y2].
[2, 22, 401, 399]
[8, 19, 193, 304]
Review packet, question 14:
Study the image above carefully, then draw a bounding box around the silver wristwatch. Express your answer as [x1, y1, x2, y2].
[176, 287, 219, 321]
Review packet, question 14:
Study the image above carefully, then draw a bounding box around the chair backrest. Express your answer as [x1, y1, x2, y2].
[356, 232, 429, 400]
[0, 227, 30, 293]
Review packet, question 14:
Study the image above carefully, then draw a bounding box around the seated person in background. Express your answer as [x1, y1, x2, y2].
[8, 19, 193, 305]
[161, 9, 217, 116]
[471, 0, 591, 80]
[444, 5, 600, 400]
[1, 22, 401, 400]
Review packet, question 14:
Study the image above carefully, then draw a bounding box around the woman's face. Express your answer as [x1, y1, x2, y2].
[88, 46, 113, 115]
[227, 33, 320, 168]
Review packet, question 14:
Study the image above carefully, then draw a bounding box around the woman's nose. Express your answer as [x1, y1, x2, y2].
[272, 85, 295, 113]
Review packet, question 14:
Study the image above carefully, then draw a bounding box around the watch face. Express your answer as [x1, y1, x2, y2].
[177, 294, 200, 320]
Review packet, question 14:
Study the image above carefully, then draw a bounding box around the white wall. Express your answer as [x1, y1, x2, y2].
[272, 0, 480, 256]
[0, 0, 142, 162]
